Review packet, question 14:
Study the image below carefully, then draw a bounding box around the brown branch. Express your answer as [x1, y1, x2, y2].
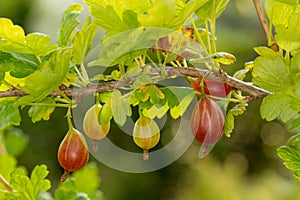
[0, 174, 13, 192]
[252, 0, 277, 50]
[0, 67, 270, 102]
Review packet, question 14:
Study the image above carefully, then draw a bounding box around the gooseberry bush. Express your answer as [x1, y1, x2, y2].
[1, 0, 300, 199]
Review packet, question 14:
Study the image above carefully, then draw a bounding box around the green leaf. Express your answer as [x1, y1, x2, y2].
[290, 52, 300, 74]
[275, 12, 300, 52]
[28, 98, 56, 123]
[0, 18, 25, 42]
[55, 163, 103, 200]
[170, 91, 194, 119]
[253, 54, 290, 92]
[260, 93, 298, 122]
[223, 111, 234, 137]
[0, 52, 37, 78]
[0, 19, 57, 56]
[71, 17, 97, 64]
[288, 133, 300, 148]
[88, 5, 140, 37]
[277, 146, 300, 181]
[265, 0, 296, 27]
[142, 103, 169, 119]
[89, 27, 172, 67]
[15, 49, 72, 106]
[287, 115, 300, 132]
[276, 0, 300, 6]
[58, 4, 83, 47]
[8, 165, 51, 200]
[196, 0, 230, 21]
[171, 0, 209, 27]
[24, 33, 57, 56]
[139, 0, 176, 28]
[54, 179, 77, 200]
[0, 100, 21, 129]
[72, 163, 100, 196]
[160, 88, 179, 108]
[98, 103, 113, 124]
[111, 90, 132, 126]
[0, 154, 17, 185]
[223, 102, 247, 137]
[4, 127, 29, 157]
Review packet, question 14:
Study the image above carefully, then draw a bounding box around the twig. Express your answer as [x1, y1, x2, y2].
[0, 67, 271, 102]
[252, 0, 276, 47]
[0, 174, 13, 192]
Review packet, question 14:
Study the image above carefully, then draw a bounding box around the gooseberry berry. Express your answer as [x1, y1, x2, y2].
[189, 77, 232, 98]
[83, 104, 110, 152]
[57, 126, 89, 182]
[133, 116, 160, 160]
[190, 97, 224, 144]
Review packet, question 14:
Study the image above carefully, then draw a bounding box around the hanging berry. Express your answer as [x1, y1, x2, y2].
[133, 116, 160, 160]
[58, 116, 89, 182]
[83, 104, 110, 152]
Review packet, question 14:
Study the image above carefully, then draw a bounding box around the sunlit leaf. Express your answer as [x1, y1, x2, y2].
[111, 90, 132, 126]
[170, 91, 194, 119]
[14, 49, 72, 106]
[0, 19, 57, 56]
[260, 93, 298, 122]
[139, 0, 176, 28]
[265, 0, 296, 26]
[58, 4, 83, 47]
[275, 12, 300, 52]
[0, 18, 25, 42]
[89, 28, 172, 67]
[72, 17, 97, 64]
[7, 165, 51, 200]
[196, 0, 230, 21]
[253, 53, 290, 92]
[98, 102, 113, 124]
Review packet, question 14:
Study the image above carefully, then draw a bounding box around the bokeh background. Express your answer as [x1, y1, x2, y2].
[1, 0, 300, 199]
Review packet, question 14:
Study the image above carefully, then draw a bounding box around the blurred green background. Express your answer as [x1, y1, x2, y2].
[1, 0, 300, 199]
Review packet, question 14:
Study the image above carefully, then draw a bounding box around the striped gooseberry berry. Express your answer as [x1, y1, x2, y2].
[133, 116, 160, 160]
[83, 104, 110, 152]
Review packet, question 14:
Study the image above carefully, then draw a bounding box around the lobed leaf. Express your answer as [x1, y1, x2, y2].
[0, 100, 21, 129]
[58, 4, 83, 47]
[71, 17, 97, 64]
[196, 0, 229, 21]
[0, 19, 57, 56]
[8, 165, 51, 200]
[14, 49, 72, 106]
[275, 12, 300, 52]
[260, 93, 298, 122]
[265, 0, 296, 27]
[28, 98, 56, 123]
[253, 54, 290, 92]
[111, 90, 132, 126]
[277, 146, 300, 181]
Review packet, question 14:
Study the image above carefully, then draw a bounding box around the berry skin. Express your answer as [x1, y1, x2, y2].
[83, 104, 110, 152]
[190, 97, 224, 144]
[189, 77, 232, 98]
[133, 116, 160, 160]
[58, 127, 89, 182]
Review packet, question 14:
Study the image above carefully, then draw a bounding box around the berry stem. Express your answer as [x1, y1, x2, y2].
[60, 170, 70, 182]
[93, 140, 98, 152]
[143, 149, 149, 160]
